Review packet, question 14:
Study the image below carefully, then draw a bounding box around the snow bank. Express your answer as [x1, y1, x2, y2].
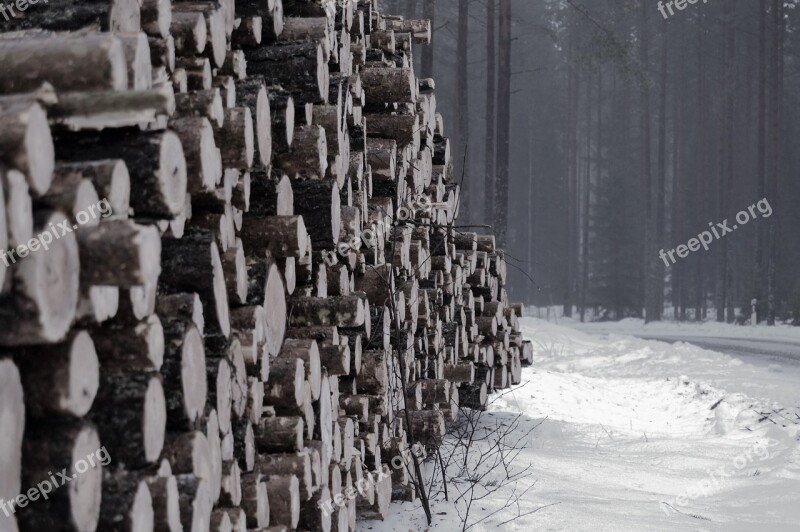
[362, 318, 800, 531]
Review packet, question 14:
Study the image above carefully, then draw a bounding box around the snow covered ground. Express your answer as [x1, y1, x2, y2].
[362, 318, 800, 531]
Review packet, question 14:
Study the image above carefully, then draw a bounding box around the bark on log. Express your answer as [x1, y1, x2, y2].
[204, 409, 223, 504]
[37, 176, 99, 231]
[279, 338, 321, 400]
[46, 85, 175, 130]
[171, 10, 208, 55]
[443, 362, 474, 384]
[232, 16, 263, 48]
[215, 507, 248, 532]
[265, 475, 300, 529]
[263, 357, 305, 414]
[0, 35, 128, 94]
[159, 230, 231, 336]
[15, 330, 99, 417]
[318, 344, 350, 376]
[145, 474, 182, 532]
[256, 452, 313, 501]
[90, 373, 167, 467]
[254, 416, 304, 453]
[235, 79, 272, 168]
[458, 382, 487, 410]
[174, 474, 212, 532]
[326, 264, 351, 297]
[241, 471, 270, 527]
[17, 420, 102, 532]
[219, 459, 242, 506]
[246, 377, 265, 425]
[291, 178, 340, 249]
[91, 315, 164, 375]
[244, 42, 329, 104]
[286, 326, 339, 345]
[232, 171, 251, 213]
[142, 0, 172, 38]
[267, 87, 295, 152]
[54, 160, 130, 219]
[214, 75, 237, 107]
[214, 107, 255, 170]
[222, 245, 248, 305]
[205, 349, 234, 434]
[238, 215, 307, 258]
[273, 125, 327, 178]
[280, 17, 331, 56]
[247, 171, 293, 217]
[156, 293, 205, 336]
[77, 220, 161, 287]
[370, 30, 395, 54]
[385, 18, 431, 43]
[360, 67, 415, 104]
[55, 129, 187, 218]
[117, 282, 158, 322]
[176, 57, 212, 90]
[118, 32, 153, 91]
[175, 89, 224, 127]
[300, 486, 331, 532]
[288, 296, 365, 328]
[356, 351, 387, 395]
[354, 264, 394, 306]
[1, 0, 140, 32]
[173, 2, 227, 67]
[98, 470, 154, 532]
[160, 318, 207, 430]
[364, 112, 419, 148]
[169, 116, 222, 192]
[163, 432, 214, 492]
[246, 259, 287, 358]
[232, 419, 256, 474]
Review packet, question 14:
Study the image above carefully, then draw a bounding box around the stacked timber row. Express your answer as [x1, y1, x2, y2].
[0, 0, 534, 531]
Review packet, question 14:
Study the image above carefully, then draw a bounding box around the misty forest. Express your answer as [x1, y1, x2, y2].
[386, 0, 800, 325]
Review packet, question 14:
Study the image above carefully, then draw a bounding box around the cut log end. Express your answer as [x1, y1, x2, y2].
[159, 131, 189, 217]
[70, 426, 104, 532]
[0, 211, 80, 345]
[0, 359, 24, 502]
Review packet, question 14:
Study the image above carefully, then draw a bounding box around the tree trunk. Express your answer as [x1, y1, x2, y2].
[766, 0, 783, 325]
[421, 0, 434, 78]
[454, 0, 470, 222]
[653, 20, 668, 322]
[639, 0, 654, 322]
[484, 0, 496, 225]
[493, 0, 511, 248]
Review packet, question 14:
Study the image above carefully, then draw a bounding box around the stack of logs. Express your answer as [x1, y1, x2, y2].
[0, 0, 534, 530]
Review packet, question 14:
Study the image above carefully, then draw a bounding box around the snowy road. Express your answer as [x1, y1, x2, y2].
[570, 318, 800, 363]
[366, 318, 800, 532]
[625, 335, 800, 364]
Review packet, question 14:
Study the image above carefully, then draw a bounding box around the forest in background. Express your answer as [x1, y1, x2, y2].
[384, 0, 800, 324]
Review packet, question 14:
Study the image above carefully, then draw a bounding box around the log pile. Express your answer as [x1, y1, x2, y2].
[0, 0, 533, 531]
